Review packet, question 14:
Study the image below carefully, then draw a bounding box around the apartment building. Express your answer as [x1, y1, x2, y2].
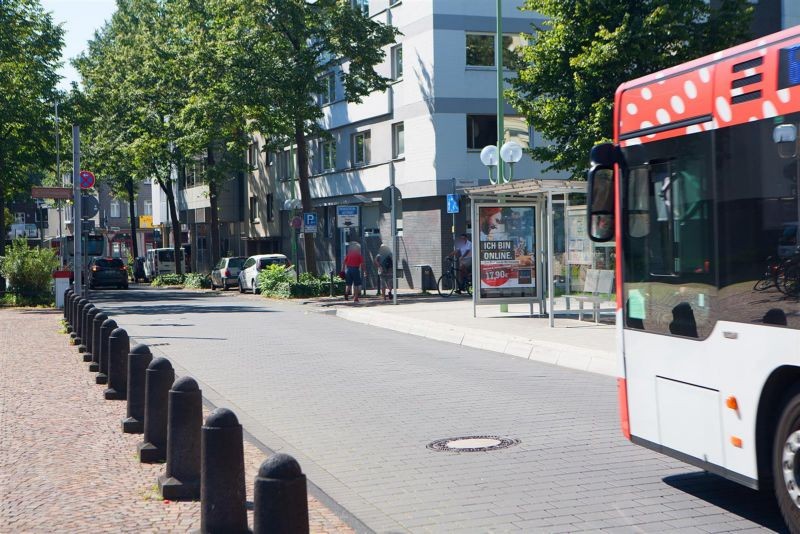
[258, 0, 557, 288]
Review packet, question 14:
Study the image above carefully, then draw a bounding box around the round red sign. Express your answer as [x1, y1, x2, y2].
[79, 170, 96, 190]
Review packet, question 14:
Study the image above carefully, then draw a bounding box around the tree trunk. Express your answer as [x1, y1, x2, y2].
[126, 177, 139, 261]
[294, 122, 317, 276]
[159, 176, 184, 275]
[0, 163, 6, 291]
[207, 147, 221, 267]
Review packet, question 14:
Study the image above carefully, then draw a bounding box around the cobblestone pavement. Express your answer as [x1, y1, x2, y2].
[91, 287, 787, 533]
[0, 307, 352, 533]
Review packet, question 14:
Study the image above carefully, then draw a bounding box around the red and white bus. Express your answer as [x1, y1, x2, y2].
[587, 27, 800, 528]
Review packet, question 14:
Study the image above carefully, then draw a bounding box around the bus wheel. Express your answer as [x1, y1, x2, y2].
[773, 386, 800, 531]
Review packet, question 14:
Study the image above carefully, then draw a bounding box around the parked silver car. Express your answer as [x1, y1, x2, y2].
[210, 256, 246, 290]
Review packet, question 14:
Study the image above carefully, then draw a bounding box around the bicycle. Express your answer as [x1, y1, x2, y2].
[754, 256, 781, 291]
[437, 256, 472, 297]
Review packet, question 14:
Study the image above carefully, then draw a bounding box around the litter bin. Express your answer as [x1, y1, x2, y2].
[416, 264, 437, 291]
[53, 270, 72, 309]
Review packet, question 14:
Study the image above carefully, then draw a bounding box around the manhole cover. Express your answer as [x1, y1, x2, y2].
[427, 435, 520, 452]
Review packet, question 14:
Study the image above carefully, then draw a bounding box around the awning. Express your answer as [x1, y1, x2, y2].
[466, 179, 586, 200]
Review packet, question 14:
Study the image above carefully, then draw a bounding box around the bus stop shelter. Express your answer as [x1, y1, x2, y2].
[466, 179, 612, 327]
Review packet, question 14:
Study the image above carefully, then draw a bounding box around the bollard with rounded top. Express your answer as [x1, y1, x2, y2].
[63, 289, 71, 319]
[253, 453, 310, 534]
[104, 328, 130, 400]
[65, 292, 74, 333]
[123, 344, 153, 433]
[96, 318, 117, 385]
[138, 357, 174, 463]
[68, 294, 79, 335]
[201, 408, 248, 533]
[84, 307, 100, 362]
[78, 302, 94, 354]
[89, 312, 108, 372]
[158, 376, 202, 500]
[72, 299, 87, 345]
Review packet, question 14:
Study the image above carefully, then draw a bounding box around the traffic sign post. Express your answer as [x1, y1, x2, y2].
[303, 212, 317, 234]
[79, 170, 95, 190]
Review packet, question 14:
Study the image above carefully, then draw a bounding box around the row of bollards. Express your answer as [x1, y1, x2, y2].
[61, 289, 310, 533]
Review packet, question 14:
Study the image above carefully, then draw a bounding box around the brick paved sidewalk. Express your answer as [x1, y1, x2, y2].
[0, 308, 352, 533]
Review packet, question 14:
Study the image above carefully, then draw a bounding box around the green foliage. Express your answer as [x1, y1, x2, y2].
[507, 0, 754, 178]
[257, 265, 343, 298]
[0, 238, 59, 305]
[183, 272, 211, 289]
[0, 0, 64, 256]
[150, 273, 185, 287]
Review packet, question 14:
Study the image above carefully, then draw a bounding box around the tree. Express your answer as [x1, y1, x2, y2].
[0, 0, 63, 279]
[507, 0, 753, 178]
[75, 0, 186, 273]
[227, 0, 398, 275]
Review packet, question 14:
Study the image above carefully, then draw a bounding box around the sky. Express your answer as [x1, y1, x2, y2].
[41, 0, 118, 92]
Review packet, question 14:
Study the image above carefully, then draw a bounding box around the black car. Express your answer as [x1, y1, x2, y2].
[88, 257, 129, 289]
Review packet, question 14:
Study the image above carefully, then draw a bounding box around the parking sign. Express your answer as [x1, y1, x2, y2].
[303, 212, 318, 234]
[336, 205, 359, 228]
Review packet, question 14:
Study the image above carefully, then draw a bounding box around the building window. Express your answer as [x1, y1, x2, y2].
[467, 115, 497, 149]
[249, 196, 259, 222]
[320, 73, 336, 105]
[321, 140, 336, 171]
[466, 33, 525, 67]
[391, 44, 403, 80]
[351, 0, 368, 16]
[351, 131, 370, 166]
[110, 200, 121, 218]
[275, 150, 292, 181]
[248, 142, 259, 167]
[392, 122, 405, 158]
[266, 193, 274, 222]
[143, 200, 153, 216]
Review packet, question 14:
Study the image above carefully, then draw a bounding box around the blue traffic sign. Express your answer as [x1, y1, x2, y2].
[446, 194, 460, 214]
[303, 212, 318, 233]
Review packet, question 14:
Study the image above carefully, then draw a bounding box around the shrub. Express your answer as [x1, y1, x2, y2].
[0, 238, 59, 306]
[257, 266, 344, 298]
[183, 272, 210, 289]
[151, 273, 185, 287]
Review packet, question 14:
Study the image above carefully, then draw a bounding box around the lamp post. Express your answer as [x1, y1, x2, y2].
[480, 140, 522, 185]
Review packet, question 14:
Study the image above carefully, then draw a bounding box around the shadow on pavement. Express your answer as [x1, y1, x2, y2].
[663, 471, 786, 532]
[106, 305, 276, 315]
[88, 288, 216, 303]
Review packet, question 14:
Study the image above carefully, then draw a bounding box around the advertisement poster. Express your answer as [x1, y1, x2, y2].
[567, 207, 592, 265]
[478, 205, 536, 298]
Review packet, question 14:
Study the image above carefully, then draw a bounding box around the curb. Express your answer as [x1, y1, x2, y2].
[334, 307, 617, 377]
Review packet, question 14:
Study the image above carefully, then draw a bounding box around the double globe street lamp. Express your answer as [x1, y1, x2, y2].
[480, 140, 523, 185]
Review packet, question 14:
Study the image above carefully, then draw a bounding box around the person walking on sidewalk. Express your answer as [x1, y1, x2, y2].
[343, 242, 365, 303]
[374, 243, 393, 301]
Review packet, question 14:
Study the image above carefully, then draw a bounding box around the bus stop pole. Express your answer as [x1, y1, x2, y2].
[391, 162, 397, 306]
[72, 125, 82, 296]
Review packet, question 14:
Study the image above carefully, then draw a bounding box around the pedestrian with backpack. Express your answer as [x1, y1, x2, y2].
[375, 243, 393, 301]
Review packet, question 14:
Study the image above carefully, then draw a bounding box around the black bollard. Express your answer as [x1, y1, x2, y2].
[89, 312, 108, 372]
[123, 344, 153, 433]
[78, 302, 94, 354]
[253, 454, 310, 534]
[63, 289, 72, 324]
[104, 328, 130, 400]
[158, 376, 202, 500]
[68, 293, 77, 330]
[84, 307, 100, 362]
[138, 357, 174, 463]
[64, 292, 74, 333]
[72, 299, 87, 345]
[201, 408, 248, 534]
[96, 318, 117, 385]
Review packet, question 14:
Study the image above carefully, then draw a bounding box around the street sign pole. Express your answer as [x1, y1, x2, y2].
[390, 163, 397, 306]
[72, 125, 82, 296]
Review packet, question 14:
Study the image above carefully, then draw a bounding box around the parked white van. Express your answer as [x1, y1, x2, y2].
[144, 248, 185, 281]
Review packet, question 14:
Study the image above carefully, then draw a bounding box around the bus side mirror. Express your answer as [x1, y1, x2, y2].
[773, 124, 797, 158]
[587, 143, 617, 243]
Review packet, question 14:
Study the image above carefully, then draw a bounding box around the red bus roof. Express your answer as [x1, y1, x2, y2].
[616, 25, 800, 147]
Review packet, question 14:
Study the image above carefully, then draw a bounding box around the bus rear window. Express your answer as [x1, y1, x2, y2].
[158, 250, 175, 262]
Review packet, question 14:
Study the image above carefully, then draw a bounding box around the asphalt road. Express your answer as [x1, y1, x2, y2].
[92, 286, 785, 533]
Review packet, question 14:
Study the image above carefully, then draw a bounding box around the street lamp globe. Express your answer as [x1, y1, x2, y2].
[500, 141, 523, 164]
[480, 145, 499, 167]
